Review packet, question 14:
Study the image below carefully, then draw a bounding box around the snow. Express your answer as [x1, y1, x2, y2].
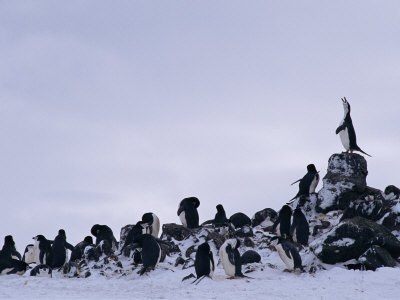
[1, 265, 400, 299]
[330, 238, 355, 247]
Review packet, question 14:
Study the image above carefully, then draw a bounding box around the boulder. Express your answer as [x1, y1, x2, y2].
[251, 208, 277, 227]
[240, 250, 261, 265]
[316, 153, 368, 213]
[358, 245, 397, 271]
[229, 213, 252, 228]
[119, 225, 134, 249]
[313, 216, 400, 264]
[161, 223, 192, 241]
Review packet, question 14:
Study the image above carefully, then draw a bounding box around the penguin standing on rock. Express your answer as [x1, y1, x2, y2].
[91, 224, 118, 251]
[140, 213, 160, 238]
[272, 205, 292, 239]
[289, 164, 319, 203]
[291, 208, 309, 246]
[177, 197, 200, 229]
[69, 236, 94, 262]
[202, 204, 229, 226]
[336, 97, 371, 157]
[270, 236, 303, 272]
[219, 238, 244, 278]
[193, 242, 215, 284]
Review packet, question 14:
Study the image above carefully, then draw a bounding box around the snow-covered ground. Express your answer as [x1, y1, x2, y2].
[1, 255, 400, 300]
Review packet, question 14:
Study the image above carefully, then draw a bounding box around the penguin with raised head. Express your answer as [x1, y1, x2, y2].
[1, 235, 22, 260]
[270, 236, 303, 272]
[177, 197, 200, 229]
[336, 97, 371, 157]
[289, 164, 319, 203]
[51, 229, 74, 268]
[272, 205, 292, 239]
[91, 224, 118, 251]
[69, 236, 94, 262]
[219, 238, 244, 278]
[22, 244, 35, 264]
[30, 264, 52, 277]
[140, 213, 160, 238]
[32, 235, 53, 265]
[290, 208, 309, 246]
[120, 222, 170, 275]
[193, 242, 215, 284]
[202, 204, 229, 226]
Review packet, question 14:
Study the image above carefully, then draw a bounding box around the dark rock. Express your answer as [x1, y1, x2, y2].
[84, 245, 101, 262]
[312, 220, 331, 236]
[235, 225, 254, 238]
[251, 208, 277, 227]
[359, 245, 397, 271]
[159, 244, 168, 262]
[119, 225, 134, 249]
[341, 197, 385, 222]
[244, 237, 254, 248]
[384, 185, 400, 197]
[240, 250, 261, 264]
[314, 217, 400, 264]
[229, 213, 252, 228]
[161, 223, 192, 241]
[317, 153, 368, 213]
[175, 256, 185, 267]
[205, 231, 226, 250]
[381, 212, 400, 231]
[185, 245, 196, 258]
[96, 240, 112, 256]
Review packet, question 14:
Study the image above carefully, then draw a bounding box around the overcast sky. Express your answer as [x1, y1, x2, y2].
[1, 1, 399, 251]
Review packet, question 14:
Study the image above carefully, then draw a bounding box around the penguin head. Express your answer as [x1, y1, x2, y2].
[197, 242, 210, 253]
[306, 164, 317, 173]
[84, 236, 94, 244]
[341, 97, 350, 114]
[130, 222, 145, 241]
[226, 238, 238, 249]
[216, 204, 225, 213]
[279, 205, 292, 217]
[187, 197, 200, 208]
[141, 213, 154, 224]
[4, 235, 14, 245]
[58, 229, 66, 237]
[91, 224, 101, 237]
[33, 235, 46, 241]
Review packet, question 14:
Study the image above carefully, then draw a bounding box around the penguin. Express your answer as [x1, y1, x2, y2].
[336, 97, 371, 157]
[193, 242, 215, 284]
[91, 224, 118, 251]
[272, 205, 292, 239]
[0, 257, 29, 275]
[30, 264, 52, 278]
[22, 244, 35, 264]
[51, 229, 74, 268]
[270, 236, 303, 271]
[140, 213, 160, 238]
[32, 235, 53, 265]
[290, 208, 309, 246]
[229, 212, 252, 228]
[201, 204, 229, 226]
[1, 235, 22, 260]
[219, 238, 244, 278]
[120, 222, 170, 275]
[289, 164, 319, 202]
[177, 197, 200, 229]
[69, 236, 94, 262]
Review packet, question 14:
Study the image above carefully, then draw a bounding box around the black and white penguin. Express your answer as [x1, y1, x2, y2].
[177, 197, 200, 229]
[30, 264, 52, 278]
[219, 238, 244, 278]
[336, 97, 371, 157]
[194, 242, 215, 283]
[69, 236, 94, 262]
[0, 257, 29, 275]
[32, 235, 53, 265]
[91, 224, 118, 251]
[272, 205, 292, 239]
[22, 244, 35, 264]
[1, 235, 22, 260]
[290, 208, 309, 246]
[229, 212, 252, 228]
[270, 236, 303, 271]
[140, 213, 160, 238]
[120, 222, 170, 275]
[201, 204, 229, 226]
[51, 229, 74, 268]
[289, 164, 319, 202]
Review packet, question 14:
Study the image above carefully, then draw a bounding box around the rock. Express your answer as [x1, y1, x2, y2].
[244, 237, 255, 248]
[161, 223, 192, 241]
[119, 225, 134, 249]
[205, 231, 226, 250]
[341, 196, 385, 222]
[313, 216, 400, 264]
[381, 212, 400, 231]
[229, 213, 252, 228]
[316, 153, 368, 213]
[240, 250, 261, 265]
[384, 185, 400, 198]
[251, 208, 277, 227]
[84, 245, 101, 262]
[175, 256, 185, 267]
[312, 220, 331, 236]
[235, 225, 254, 238]
[185, 245, 196, 258]
[358, 245, 397, 271]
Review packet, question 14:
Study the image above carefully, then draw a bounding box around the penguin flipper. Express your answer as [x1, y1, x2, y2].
[335, 124, 346, 134]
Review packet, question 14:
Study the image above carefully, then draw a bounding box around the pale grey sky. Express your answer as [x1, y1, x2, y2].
[1, 1, 399, 251]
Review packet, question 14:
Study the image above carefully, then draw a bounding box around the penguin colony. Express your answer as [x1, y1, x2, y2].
[0, 98, 371, 280]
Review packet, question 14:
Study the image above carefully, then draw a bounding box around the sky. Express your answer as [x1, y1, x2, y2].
[1, 1, 399, 251]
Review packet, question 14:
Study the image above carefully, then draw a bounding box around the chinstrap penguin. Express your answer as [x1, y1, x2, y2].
[289, 164, 319, 203]
[32, 235, 53, 265]
[177, 197, 200, 229]
[22, 244, 35, 264]
[336, 97, 371, 157]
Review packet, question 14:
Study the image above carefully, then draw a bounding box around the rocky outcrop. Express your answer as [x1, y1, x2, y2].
[358, 246, 397, 270]
[251, 208, 277, 227]
[312, 216, 400, 264]
[316, 153, 368, 213]
[161, 223, 193, 241]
